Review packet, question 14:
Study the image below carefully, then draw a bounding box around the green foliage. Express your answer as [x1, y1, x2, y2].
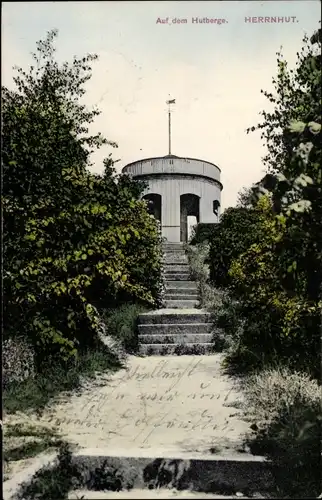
[247, 29, 321, 177]
[3, 344, 121, 414]
[189, 223, 217, 245]
[224, 29, 321, 377]
[3, 337, 35, 388]
[101, 304, 147, 353]
[4, 424, 63, 464]
[2, 30, 163, 367]
[244, 368, 322, 498]
[212, 295, 244, 356]
[17, 444, 136, 499]
[185, 242, 210, 283]
[235, 186, 255, 208]
[87, 461, 134, 491]
[208, 206, 267, 287]
[185, 242, 225, 311]
[228, 195, 320, 375]
[209, 28, 321, 379]
[17, 442, 80, 500]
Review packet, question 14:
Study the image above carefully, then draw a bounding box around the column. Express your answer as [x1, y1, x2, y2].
[161, 179, 181, 242]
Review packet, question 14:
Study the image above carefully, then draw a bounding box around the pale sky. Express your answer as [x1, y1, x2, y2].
[2, 1, 320, 209]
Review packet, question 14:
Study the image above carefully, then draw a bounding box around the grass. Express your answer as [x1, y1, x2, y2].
[101, 303, 148, 353]
[185, 242, 221, 311]
[3, 338, 124, 484]
[243, 367, 322, 498]
[3, 303, 143, 477]
[3, 303, 145, 479]
[200, 275, 322, 497]
[184, 241, 210, 284]
[4, 302, 147, 415]
[3, 342, 122, 415]
[16, 442, 137, 500]
[3, 421, 67, 482]
[3, 343, 121, 481]
[15, 442, 80, 500]
[4, 427, 63, 462]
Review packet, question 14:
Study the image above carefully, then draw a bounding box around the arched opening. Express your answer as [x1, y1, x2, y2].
[142, 193, 162, 224]
[180, 193, 200, 242]
[213, 200, 220, 219]
[187, 216, 197, 242]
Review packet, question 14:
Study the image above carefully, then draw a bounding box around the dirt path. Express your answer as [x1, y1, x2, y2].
[32, 354, 249, 456]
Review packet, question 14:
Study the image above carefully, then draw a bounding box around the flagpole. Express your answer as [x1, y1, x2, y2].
[166, 98, 175, 155]
[168, 105, 171, 155]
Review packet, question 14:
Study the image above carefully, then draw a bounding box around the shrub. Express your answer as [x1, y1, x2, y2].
[211, 294, 244, 354]
[17, 442, 80, 500]
[3, 337, 35, 389]
[208, 206, 267, 287]
[190, 223, 217, 245]
[244, 367, 322, 498]
[101, 304, 147, 353]
[185, 242, 209, 308]
[2, 30, 163, 368]
[232, 28, 322, 378]
[228, 195, 321, 377]
[185, 242, 210, 283]
[186, 242, 227, 311]
[3, 341, 121, 414]
[4, 422, 64, 473]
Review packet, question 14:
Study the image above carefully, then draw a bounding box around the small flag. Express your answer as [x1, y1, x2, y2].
[166, 99, 176, 104]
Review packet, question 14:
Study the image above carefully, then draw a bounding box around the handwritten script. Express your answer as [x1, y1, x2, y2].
[45, 358, 236, 444]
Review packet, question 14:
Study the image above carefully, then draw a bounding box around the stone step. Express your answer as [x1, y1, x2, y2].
[165, 268, 189, 273]
[164, 288, 199, 301]
[163, 254, 186, 260]
[69, 489, 255, 499]
[165, 299, 199, 309]
[163, 260, 188, 266]
[163, 255, 187, 260]
[168, 259, 189, 267]
[164, 246, 186, 250]
[138, 333, 213, 344]
[163, 248, 185, 252]
[166, 287, 197, 295]
[164, 264, 190, 272]
[166, 280, 197, 289]
[164, 295, 199, 302]
[165, 291, 198, 298]
[163, 251, 187, 259]
[163, 259, 188, 266]
[164, 256, 187, 260]
[163, 249, 186, 254]
[69, 449, 275, 498]
[139, 342, 215, 355]
[138, 309, 211, 325]
[163, 243, 184, 250]
[165, 273, 191, 281]
[138, 322, 212, 335]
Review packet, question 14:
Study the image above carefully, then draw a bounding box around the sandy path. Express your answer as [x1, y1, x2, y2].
[33, 354, 249, 456]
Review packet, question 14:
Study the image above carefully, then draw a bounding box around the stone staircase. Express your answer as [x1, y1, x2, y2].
[6, 243, 276, 499]
[138, 243, 214, 355]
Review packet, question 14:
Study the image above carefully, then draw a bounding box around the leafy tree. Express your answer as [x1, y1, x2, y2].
[249, 28, 321, 307]
[3, 30, 163, 366]
[225, 27, 321, 376]
[247, 29, 321, 177]
[235, 186, 255, 208]
[228, 195, 319, 373]
[208, 206, 267, 287]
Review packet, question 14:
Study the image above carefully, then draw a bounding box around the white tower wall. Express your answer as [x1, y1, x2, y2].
[122, 155, 222, 243]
